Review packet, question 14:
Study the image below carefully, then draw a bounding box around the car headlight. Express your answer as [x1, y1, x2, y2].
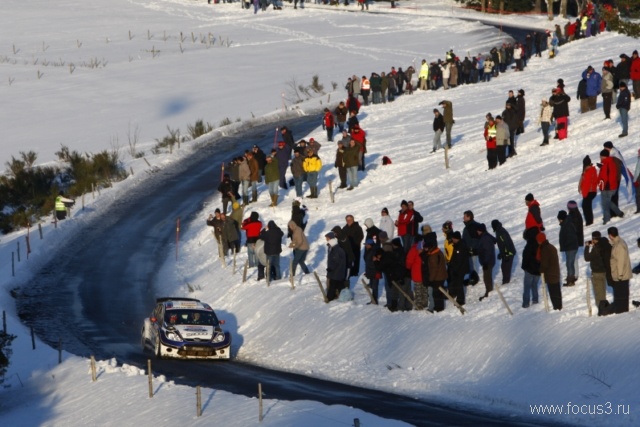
[212, 333, 225, 343]
[165, 331, 183, 342]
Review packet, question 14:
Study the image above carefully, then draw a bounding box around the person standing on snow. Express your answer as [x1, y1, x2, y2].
[538, 98, 553, 146]
[549, 87, 571, 140]
[476, 223, 497, 302]
[537, 232, 563, 310]
[322, 108, 336, 142]
[432, 108, 445, 153]
[491, 219, 516, 285]
[616, 81, 631, 138]
[288, 220, 311, 276]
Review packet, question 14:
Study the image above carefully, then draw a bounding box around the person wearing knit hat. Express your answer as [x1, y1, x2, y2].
[343, 215, 364, 278]
[363, 218, 381, 247]
[537, 232, 563, 310]
[549, 83, 570, 139]
[521, 227, 541, 308]
[524, 193, 544, 231]
[566, 200, 584, 254]
[584, 230, 610, 310]
[558, 209, 579, 286]
[379, 208, 395, 240]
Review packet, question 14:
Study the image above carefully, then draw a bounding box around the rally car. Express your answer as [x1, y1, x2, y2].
[141, 297, 232, 360]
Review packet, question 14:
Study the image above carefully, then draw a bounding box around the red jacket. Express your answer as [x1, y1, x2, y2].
[323, 111, 335, 128]
[350, 128, 367, 153]
[580, 165, 598, 197]
[598, 157, 619, 191]
[396, 209, 414, 236]
[405, 245, 423, 283]
[630, 57, 640, 81]
[525, 200, 543, 230]
[241, 219, 262, 243]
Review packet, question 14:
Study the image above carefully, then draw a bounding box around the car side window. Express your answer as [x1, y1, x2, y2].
[153, 304, 163, 322]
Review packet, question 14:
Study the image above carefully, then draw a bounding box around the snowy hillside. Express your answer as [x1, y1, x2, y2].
[2, 0, 640, 426]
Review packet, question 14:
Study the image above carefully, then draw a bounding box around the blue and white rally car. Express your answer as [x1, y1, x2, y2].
[141, 297, 232, 360]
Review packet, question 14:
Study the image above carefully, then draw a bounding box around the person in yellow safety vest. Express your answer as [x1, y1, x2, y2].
[55, 191, 75, 221]
[419, 59, 429, 91]
[361, 76, 371, 106]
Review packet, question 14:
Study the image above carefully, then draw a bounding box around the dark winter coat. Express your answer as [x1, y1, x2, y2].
[491, 220, 516, 259]
[335, 105, 348, 123]
[462, 219, 481, 254]
[617, 86, 631, 110]
[290, 155, 304, 178]
[281, 128, 295, 154]
[221, 218, 239, 243]
[411, 210, 423, 237]
[327, 242, 347, 281]
[343, 221, 365, 249]
[567, 208, 584, 247]
[379, 244, 405, 283]
[424, 248, 448, 283]
[207, 216, 224, 241]
[331, 226, 355, 266]
[365, 225, 381, 246]
[558, 220, 579, 252]
[477, 231, 496, 269]
[217, 178, 234, 199]
[582, 69, 602, 97]
[539, 240, 561, 284]
[433, 114, 445, 132]
[253, 148, 267, 175]
[363, 246, 378, 280]
[549, 92, 571, 118]
[260, 220, 283, 256]
[584, 239, 612, 274]
[616, 55, 630, 80]
[343, 144, 360, 168]
[576, 79, 587, 100]
[521, 227, 540, 276]
[290, 204, 307, 230]
[516, 94, 526, 123]
[502, 107, 519, 131]
[449, 239, 470, 279]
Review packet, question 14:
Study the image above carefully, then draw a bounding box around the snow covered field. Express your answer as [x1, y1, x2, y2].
[1, 0, 640, 426]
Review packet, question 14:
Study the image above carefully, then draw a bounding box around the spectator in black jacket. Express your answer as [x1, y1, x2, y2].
[432, 109, 445, 153]
[462, 210, 481, 285]
[584, 230, 612, 311]
[343, 215, 365, 277]
[325, 232, 347, 302]
[491, 219, 517, 284]
[260, 220, 284, 281]
[331, 225, 355, 280]
[521, 227, 541, 308]
[477, 223, 497, 301]
[217, 174, 234, 214]
[557, 210, 579, 287]
[448, 231, 469, 306]
[501, 102, 519, 157]
[408, 201, 423, 238]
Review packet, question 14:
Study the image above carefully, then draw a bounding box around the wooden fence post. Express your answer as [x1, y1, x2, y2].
[17, 241, 20, 262]
[58, 337, 62, 364]
[242, 260, 248, 283]
[313, 272, 329, 303]
[258, 383, 263, 422]
[541, 273, 550, 313]
[147, 359, 153, 398]
[38, 223, 43, 239]
[266, 260, 271, 287]
[175, 217, 180, 261]
[2, 311, 6, 334]
[90, 355, 97, 382]
[12, 252, 15, 277]
[444, 144, 450, 169]
[31, 326, 35, 349]
[196, 385, 202, 416]
[494, 283, 513, 316]
[328, 180, 334, 203]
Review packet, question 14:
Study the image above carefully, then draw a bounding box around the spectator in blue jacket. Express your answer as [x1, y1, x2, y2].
[582, 65, 602, 112]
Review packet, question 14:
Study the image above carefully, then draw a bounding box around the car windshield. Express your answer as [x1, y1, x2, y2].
[164, 309, 218, 326]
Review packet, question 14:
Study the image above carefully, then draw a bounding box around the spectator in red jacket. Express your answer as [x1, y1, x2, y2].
[579, 155, 599, 226]
[323, 108, 336, 142]
[350, 124, 367, 171]
[525, 193, 544, 231]
[630, 50, 640, 98]
[395, 200, 414, 252]
[598, 149, 624, 224]
[241, 211, 263, 267]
